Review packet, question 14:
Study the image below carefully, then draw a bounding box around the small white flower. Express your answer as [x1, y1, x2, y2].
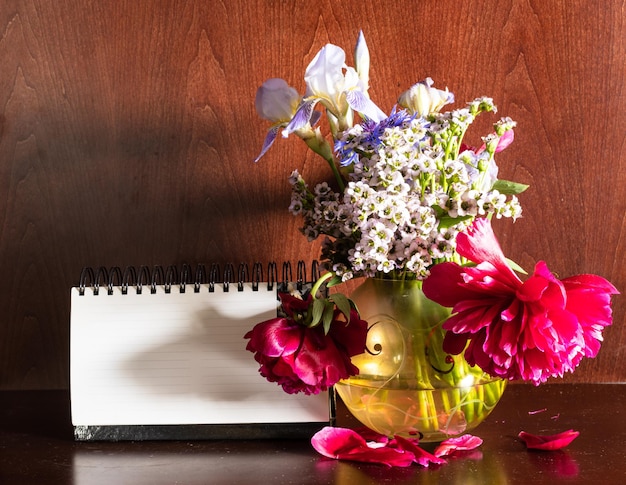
[314, 182, 332, 196]
[289, 199, 303, 215]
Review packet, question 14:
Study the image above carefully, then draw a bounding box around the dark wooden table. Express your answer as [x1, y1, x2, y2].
[1, 384, 625, 484]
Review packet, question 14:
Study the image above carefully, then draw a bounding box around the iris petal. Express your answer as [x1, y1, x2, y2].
[345, 90, 387, 122]
[253, 125, 280, 163]
[304, 44, 346, 99]
[282, 99, 318, 137]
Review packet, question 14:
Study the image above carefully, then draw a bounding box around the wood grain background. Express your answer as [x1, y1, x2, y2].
[1, 0, 624, 389]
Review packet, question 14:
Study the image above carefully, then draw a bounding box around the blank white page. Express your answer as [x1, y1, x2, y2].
[70, 284, 329, 426]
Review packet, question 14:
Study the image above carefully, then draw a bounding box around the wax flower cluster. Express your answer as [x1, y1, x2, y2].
[289, 100, 522, 281]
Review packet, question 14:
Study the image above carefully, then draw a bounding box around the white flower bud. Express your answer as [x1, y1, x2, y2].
[398, 78, 454, 116]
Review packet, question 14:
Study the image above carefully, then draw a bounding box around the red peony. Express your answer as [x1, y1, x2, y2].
[244, 292, 368, 394]
[423, 217, 619, 385]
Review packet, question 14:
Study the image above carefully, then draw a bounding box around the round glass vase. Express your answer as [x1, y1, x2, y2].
[335, 277, 506, 442]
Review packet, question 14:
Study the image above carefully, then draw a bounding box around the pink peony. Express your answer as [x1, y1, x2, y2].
[244, 292, 368, 394]
[423, 218, 619, 385]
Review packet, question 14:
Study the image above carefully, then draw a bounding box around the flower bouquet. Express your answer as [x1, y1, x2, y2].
[245, 31, 618, 446]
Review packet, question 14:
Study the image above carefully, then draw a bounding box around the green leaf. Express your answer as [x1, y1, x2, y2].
[310, 298, 325, 327]
[492, 179, 529, 195]
[438, 214, 473, 229]
[322, 301, 334, 334]
[329, 293, 352, 324]
[506, 257, 528, 275]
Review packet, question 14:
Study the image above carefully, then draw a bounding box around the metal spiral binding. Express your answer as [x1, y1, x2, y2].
[208, 263, 220, 293]
[193, 264, 206, 294]
[237, 263, 249, 292]
[179, 264, 190, 294]
[121, 266, 137, 295]
[281, 261, 292, 292]
[107, 267, 122, 295]
[252, 262, 263, 292]
[267, 262, 277, 291]
[76, 261, 317, 295]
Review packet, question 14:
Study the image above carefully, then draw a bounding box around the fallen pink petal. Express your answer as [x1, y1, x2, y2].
[311, 427, 415, 467]
[353, 427, 391, 445]
[518, 429, 580, 451]
[433, 434, 484, 457]
[528, 408, 547, 415]
[392, 435, 447, 467]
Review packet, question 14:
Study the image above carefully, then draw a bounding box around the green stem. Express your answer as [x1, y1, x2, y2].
[302, 134, 345, 192]
[310, 272, 333, 300]
[327, 157, 345, 192]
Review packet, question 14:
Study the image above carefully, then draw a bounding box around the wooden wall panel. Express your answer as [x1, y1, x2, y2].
[0, 0, 624, 389]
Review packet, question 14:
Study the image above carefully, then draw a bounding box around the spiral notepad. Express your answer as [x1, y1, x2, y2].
[70, 262, 333, 441]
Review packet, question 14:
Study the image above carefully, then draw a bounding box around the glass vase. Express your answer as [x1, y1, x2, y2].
[335, 277, 506, 442]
